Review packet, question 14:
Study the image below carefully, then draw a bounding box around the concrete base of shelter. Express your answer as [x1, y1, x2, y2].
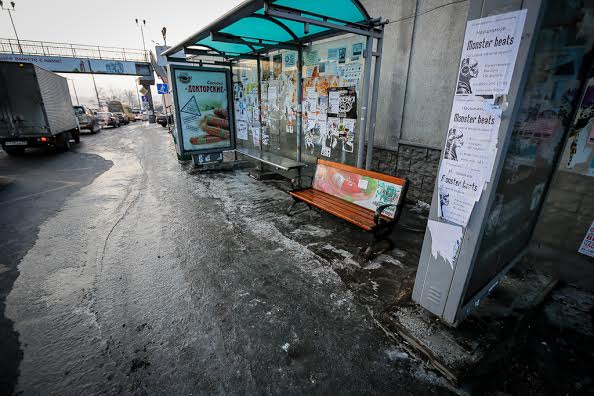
[382, 258, 557, 386]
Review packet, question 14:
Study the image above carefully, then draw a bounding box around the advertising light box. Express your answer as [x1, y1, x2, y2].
[170, 65, 235, 155]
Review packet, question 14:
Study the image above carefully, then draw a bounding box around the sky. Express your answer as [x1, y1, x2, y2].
[0, 0, 243, 107]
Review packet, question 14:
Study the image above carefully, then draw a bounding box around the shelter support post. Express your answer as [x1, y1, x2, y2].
[296, 48, 303, 163]
[230, 62, 238, 161]
[257, 56, 264, 171]
[365, 30, 383, 170]
[357, 34, 374, 169]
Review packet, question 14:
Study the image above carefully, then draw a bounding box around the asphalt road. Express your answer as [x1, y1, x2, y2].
[0, 123, 451, 394]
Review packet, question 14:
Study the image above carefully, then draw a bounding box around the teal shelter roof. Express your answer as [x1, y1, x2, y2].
[164, 0, 376, 59]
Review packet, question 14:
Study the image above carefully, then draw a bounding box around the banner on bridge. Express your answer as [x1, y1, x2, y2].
[0, 54, 147, 76]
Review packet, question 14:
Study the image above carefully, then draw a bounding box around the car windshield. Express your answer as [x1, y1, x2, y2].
[73, 106, 85, 115]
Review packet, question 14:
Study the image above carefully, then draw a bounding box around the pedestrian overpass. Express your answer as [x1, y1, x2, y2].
[0, 38, 163, 122]
[0, 38, 154, 77]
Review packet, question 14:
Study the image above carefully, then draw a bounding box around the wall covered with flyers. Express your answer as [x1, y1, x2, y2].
[301, 36, 366, 166]
[232, 36, 367, 167]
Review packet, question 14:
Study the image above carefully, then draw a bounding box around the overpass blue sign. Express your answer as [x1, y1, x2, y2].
[157, 83, 169, 94]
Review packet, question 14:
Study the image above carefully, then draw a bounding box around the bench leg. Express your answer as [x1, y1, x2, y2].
[287, 200, 300, 216]
[361, 225, 396, 261]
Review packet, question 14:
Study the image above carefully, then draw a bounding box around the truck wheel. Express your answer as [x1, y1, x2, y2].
[73, 129, 81, 143]
[3, 146, 25, 156]
[57, 132, 71, 152]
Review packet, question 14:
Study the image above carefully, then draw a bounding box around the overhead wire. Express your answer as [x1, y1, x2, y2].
[383, 0, 469, 25]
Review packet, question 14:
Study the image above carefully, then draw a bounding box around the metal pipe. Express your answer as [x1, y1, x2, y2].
[357, 35, 374, 168]
[296, 48, 303, 163]
[365, 30, 383, 170]
[256, 56, 263, 157]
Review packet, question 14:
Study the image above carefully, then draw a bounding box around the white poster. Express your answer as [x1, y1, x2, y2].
[428, 220, 463, 270]
[237, 120, 248, 141]
[578, 220, 594, 258]
[437, 96, 500, 226]
[328, 90, 340, 115]
[444, 96, 500, 181]
[455, 9, 527, 96]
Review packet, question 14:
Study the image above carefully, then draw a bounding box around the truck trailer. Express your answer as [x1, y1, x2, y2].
[0, 62, 80, 155]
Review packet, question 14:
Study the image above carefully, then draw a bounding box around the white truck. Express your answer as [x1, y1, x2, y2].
[0, 62, 80, 155]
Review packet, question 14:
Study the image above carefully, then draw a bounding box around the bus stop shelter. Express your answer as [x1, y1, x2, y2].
[162, 0, 386, 171]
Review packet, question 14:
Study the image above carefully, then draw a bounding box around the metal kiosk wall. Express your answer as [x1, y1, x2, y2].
[162, 0, 386, 172]
[412, 0, 589, 326]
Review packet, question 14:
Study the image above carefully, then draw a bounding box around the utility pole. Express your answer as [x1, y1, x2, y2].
[134, 79, 141, 109]
[69, 79, 80, 105]
[88, 61, 101, 110]
[0, 1, 22, 53]
[135, 18, 147, 61]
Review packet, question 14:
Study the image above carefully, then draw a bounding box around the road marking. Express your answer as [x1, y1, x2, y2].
[0, 181, 80, 205]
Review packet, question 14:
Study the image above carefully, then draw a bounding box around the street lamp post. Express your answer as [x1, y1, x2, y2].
[135, 18, 147, 61]
[0, 1, 22, 53]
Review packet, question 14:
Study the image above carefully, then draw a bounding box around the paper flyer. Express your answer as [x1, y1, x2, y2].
[327, 86, 357, 118]
[455, 9, 527, 95]
[236, 120, 248, 141]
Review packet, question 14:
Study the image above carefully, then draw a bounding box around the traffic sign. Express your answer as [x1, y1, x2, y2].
[139, 86, 148, 96]
[141, 96, 148, 103]
[157, 83, 169, 94]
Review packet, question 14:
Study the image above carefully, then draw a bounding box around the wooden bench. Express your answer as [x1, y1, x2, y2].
[288, 159, 409, 258]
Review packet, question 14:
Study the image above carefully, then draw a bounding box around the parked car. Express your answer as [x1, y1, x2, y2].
[113, 112, 129, 125]
[132, 110, 143, 121]
[156, 113, 174, 127]
[97, 112, 120, 128]
[73, 105, 101, 133]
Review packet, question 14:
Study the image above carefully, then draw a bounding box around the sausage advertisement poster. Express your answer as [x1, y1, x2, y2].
[170, 65, 234, 154]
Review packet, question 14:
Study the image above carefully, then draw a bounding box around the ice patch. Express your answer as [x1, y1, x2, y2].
[386, 349, 409, 361]
[291, 224, 332, 238]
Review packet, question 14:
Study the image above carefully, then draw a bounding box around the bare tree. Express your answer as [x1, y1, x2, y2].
[122, 89, 139, 107]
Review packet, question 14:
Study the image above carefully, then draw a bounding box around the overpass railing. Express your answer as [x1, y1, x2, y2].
[0, 38, 149, 63]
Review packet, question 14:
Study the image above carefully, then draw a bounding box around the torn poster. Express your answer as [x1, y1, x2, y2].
[437, 166, 479, 227]
[427, 220, 463, 270]
[578, 220, 594, 258]
[437, 96, 500, 226]
[455, 9, 527, 96]
[252, 125, 261, 146]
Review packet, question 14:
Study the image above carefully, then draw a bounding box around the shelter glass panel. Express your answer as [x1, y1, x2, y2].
[232, 59, 261, 151]
[301, 35, 367, 166]
[260, 50, 300, 160]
